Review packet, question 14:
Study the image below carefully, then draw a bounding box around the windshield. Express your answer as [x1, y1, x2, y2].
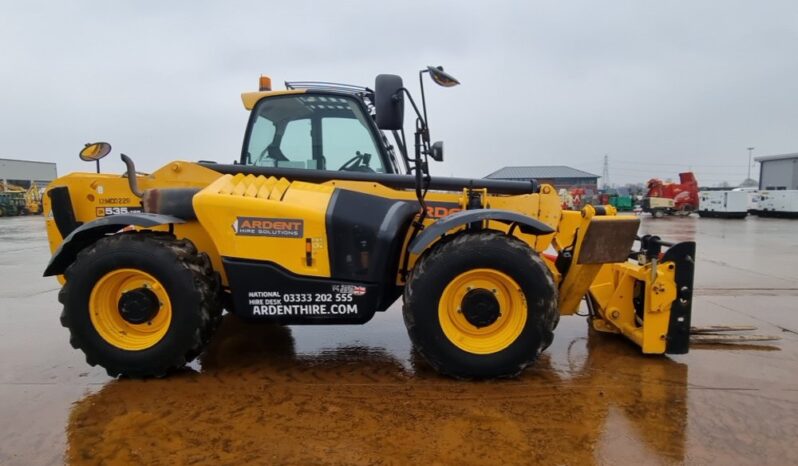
[244, 94, 387, 173]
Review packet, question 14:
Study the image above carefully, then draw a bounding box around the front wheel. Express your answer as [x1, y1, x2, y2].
[59, 233, 222, 377]
[403, 231, 558, 379]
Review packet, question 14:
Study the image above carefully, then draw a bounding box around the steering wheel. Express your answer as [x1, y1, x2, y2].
[338, 151, 373, 172]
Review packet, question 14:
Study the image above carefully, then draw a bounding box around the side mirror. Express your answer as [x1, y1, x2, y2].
[427, 66, 460, 88]
[79, 142, 111, 162]
[374, 74, 404, 130]
[430, 141, 444, 162]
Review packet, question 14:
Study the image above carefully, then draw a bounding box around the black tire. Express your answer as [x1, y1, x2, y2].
[59, 232, 222, 377]
[403, 231, 559, 379]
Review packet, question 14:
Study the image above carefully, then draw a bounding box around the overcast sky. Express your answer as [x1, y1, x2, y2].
[1, 0, 797, 186]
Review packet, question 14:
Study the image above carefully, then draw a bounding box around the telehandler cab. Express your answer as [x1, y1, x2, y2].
[43, 67, 695, 378]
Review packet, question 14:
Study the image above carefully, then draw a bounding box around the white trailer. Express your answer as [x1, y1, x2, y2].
[753, 190, 798, 218]
[698, 191, 748, 218]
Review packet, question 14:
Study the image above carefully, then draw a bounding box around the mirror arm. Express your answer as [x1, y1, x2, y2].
[392, 87, 434, 220]
[418, 69, 430, 130]
[398, 88, 431, 155]
[120, 154, 145, 198]
[398, 88, 427, 131]
[411, 120, 430, 225]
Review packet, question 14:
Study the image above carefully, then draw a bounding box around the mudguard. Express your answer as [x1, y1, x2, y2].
[43, 213, 185, 276]
[408, 209, 555, 255]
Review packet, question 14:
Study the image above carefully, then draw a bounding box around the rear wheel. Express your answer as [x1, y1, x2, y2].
[59, 232, 222, 377]
[403, 231, 558, 378]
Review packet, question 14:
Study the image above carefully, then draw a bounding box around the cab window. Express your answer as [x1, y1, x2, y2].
[244, 94, 385, 173]
[280, 119, 312, 167]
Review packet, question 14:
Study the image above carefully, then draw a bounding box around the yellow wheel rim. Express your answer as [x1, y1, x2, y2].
[438, 268, 527, 355]
[89, 268, 172, 351]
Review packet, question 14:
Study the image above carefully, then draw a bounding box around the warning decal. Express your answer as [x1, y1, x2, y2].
[233, 217, 304, 238]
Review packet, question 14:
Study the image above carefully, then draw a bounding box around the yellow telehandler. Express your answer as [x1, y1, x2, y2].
[0, 181, 42, 215]
[42, 67, 695, 378]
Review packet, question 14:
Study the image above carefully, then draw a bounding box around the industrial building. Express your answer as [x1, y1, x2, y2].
[755, 153, 798, 190]
[0, 158, 57, 188]
[486, 165, 600, 191]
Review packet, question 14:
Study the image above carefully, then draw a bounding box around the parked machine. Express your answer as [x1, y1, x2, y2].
[0, 182, 43, 215]
[753, 190, 798, 218]
[642, 172, 699, 218]
[697, 191, 748, 218]
[732, 187, 760, 212]
[41, 68, 696, 379]
[0, 191, 27, 216]
[24, 183, 44, 214]
[600, 192, 634, 212]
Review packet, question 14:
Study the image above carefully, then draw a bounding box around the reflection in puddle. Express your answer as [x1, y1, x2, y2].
[67, 314, 688, 464]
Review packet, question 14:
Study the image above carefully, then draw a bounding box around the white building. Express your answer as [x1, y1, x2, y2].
[0, 158, 58, 188]
[755, 153, 798, 190]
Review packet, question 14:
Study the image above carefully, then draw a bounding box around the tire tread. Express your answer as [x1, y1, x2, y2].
[59, 232, 222, 378]
[403, 230, 558, 379]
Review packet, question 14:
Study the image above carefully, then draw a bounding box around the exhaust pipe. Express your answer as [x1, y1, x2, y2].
[120, 154, 145, 198]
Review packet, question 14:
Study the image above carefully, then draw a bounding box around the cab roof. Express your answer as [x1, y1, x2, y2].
[241, 81, 374, 110]
[240, 90, 306, 110]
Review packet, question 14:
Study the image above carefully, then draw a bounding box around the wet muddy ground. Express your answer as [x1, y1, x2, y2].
[1, 214, 796, 465]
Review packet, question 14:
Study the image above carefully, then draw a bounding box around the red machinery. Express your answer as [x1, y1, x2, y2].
[643, 172, 699, 217]
[570, 187, 585, 209]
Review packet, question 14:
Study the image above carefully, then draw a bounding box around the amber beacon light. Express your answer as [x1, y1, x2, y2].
[259, 75, 272, 91]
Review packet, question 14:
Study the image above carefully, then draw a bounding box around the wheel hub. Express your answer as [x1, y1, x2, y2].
[118, 287, 160, 324]
[461, 289, 501, 328]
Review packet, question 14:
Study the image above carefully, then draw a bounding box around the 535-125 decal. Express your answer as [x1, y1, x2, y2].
[95, 206, 143, 217]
